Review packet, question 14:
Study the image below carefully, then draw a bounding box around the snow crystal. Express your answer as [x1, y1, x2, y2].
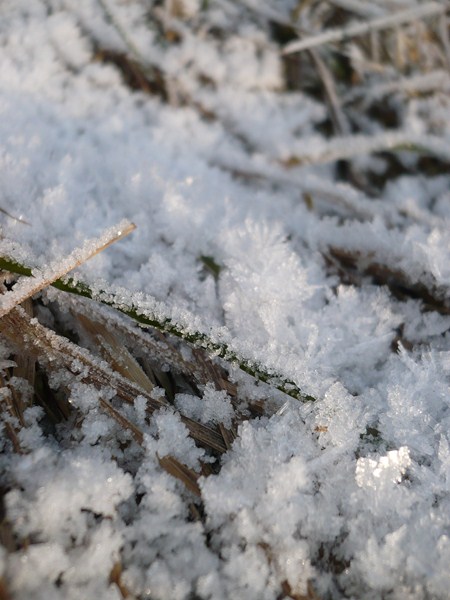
[7, 542, 71, 595]
[6, 447, 133, 544]
[133, 394, 148, 424]
[150, 409, 205, 468]
[355, 446, 411, 489]
[175, 383, 234, 426]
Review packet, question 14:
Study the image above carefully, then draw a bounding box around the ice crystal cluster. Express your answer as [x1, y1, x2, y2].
[1, 1, 450, 599]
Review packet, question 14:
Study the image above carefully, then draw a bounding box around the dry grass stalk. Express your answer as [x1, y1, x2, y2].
[0, 372, 24, 428]
[0, 220, 135, 319]
[218, 423, 236, 450]
[0, 306, 168, 412]
[279, 131, 450, 167]
[1, 420, 23, 454]
[0, 370, 26, 453]
[190, 348, 237, 396]
[109, 562, 131, 599]
[68, 304, 234, 452]
[307, 47, 351, 135]
[65, 294, 195, 379]
[0, 307, 145, 444]
[0, 305, 228, 452]
[9, 298, 35, 414]
[76, 312, 154, 394]
[327, 246, 450, 315]
[157, 455, 201, 497]
[98, 397, 144, 445]
[180, 415, 227, 454]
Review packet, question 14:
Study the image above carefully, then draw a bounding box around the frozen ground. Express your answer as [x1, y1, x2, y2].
[1, 1, 450, 599]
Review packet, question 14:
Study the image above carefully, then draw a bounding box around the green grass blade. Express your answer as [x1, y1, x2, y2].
[0, 255, 316, 403]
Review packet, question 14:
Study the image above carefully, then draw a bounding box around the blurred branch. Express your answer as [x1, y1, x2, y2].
[283, 2, 449, 55]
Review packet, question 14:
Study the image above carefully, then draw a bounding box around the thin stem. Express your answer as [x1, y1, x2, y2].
[283, 2, 448, 55]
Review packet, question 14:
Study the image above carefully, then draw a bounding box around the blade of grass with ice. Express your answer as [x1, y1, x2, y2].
[0, 254, 316, 403]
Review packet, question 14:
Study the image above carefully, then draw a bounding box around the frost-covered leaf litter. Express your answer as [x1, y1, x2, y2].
[1, 1, 450, 598]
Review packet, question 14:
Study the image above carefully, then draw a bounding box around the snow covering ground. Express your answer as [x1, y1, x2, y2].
[1, 1, 450, 599]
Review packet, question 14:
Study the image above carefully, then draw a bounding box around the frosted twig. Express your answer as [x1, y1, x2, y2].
[280, 131, 450, 166]
[0, 255, 317, 404]
[326, 246, 450, 315]
[342, 70, 450, 105]
[283, 2, 449, 55]
[0, 220, 135, 318]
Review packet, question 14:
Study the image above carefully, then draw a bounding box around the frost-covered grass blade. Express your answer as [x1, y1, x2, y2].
[0, 254, 317, 403]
